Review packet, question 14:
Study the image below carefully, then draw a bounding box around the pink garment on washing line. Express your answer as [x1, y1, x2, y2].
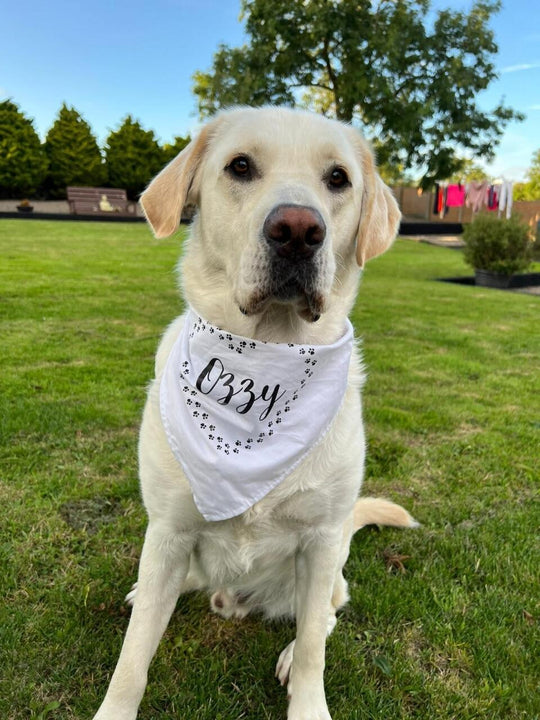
[446, 184, 465, 207]
[466, 181, 489, 212]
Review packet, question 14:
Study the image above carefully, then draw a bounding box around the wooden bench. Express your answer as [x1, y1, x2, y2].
[67, 187, 137, 216]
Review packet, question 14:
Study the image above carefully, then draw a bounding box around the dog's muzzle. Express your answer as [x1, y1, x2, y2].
[239, 205, 327, 322]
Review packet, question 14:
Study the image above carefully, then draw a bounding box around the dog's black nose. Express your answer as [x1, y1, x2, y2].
[263, 204, 326, 261]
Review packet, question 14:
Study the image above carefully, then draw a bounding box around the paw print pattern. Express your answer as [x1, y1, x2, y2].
[180, 317, 330, 458]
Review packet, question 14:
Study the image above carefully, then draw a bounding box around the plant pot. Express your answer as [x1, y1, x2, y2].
[474, 269, 512, 289]
[17, 205, 34, 213]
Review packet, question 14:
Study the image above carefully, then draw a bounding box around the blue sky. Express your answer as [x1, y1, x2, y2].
[1, 0, 539, 181]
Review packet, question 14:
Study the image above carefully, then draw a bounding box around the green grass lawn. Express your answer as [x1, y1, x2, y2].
[1, 219, 538, 720]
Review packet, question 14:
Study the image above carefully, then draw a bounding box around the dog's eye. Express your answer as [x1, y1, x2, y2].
[227, 155, 253, 180]
[327, 167, 350, 191]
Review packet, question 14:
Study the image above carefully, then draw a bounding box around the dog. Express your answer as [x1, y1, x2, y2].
[93, 106, 417, 720]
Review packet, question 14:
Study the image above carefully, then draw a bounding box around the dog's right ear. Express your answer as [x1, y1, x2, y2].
[140, 122, 215, 239]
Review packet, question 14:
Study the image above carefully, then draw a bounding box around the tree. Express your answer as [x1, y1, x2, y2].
[104, 116, 164, 199]
[162, 135, 191, 165]
[447, 158, 489, 184]
[193, 0, 523, 187]
[0, 100, 48, 198]
[514, 149, 540, 201]
[44, 104, 105, 198]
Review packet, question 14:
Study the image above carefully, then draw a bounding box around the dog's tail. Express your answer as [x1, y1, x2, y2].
[353, 497, 419, 532]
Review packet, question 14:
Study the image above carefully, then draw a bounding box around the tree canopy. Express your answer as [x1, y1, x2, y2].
[0, 100, 48, 198]
[44, 104, 105, 198]
[514, 149, 540, 201]
[162, 135, 191, 165]
[193, 0, 523, 186]
[104, 116, 164, 199]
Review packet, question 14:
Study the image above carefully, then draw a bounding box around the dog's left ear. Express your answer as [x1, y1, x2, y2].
[351, 133, 401, 268]
[140, 120, 219, 238]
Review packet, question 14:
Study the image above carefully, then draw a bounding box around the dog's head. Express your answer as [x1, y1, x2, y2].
[141, 107, 400, 325]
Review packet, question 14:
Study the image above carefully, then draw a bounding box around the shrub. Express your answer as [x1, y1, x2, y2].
[162, 135, 191, 165]
[104, 116, 164, 200]
[462, 213, 533, 276]
[0, 100, 48, 198]
[43, 104, 105, 198]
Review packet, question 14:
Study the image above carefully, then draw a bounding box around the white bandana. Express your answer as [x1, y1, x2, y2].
[160, 308, 354, 521]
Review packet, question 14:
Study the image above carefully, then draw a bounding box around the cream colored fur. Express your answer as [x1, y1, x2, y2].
[93, 107, 412, 720]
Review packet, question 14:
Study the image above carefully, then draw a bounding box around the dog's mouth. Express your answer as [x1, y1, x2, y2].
[237, 253, 328, 323]
[239, 280, 325, 323]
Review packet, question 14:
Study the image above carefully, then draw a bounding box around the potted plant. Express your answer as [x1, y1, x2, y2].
[16, 198, 34, 213]
[462, 213, 533, 288]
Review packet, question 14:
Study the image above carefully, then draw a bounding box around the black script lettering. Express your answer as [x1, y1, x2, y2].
[195, 357, 286, 420]
[259, 385, 286, 421]
[197, 358, 226, 394]
[236, 378, 257, 415]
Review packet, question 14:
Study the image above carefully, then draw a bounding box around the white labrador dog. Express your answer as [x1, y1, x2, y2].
[93, 107, 417, 720]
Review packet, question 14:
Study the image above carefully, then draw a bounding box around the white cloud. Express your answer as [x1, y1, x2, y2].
[501, 62, 540, 73]
[529, 104, 540, 110]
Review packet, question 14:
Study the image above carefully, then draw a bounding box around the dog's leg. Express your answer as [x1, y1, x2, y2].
[275, 573, 342, 689]
[93, 523, 193, 720]
[284, 533, 341, 720]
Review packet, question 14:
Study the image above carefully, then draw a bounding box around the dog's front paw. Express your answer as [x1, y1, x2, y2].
[93, 703, 137, 720]
[283, 666, 331, 720]
[287, 689, 332, 720]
